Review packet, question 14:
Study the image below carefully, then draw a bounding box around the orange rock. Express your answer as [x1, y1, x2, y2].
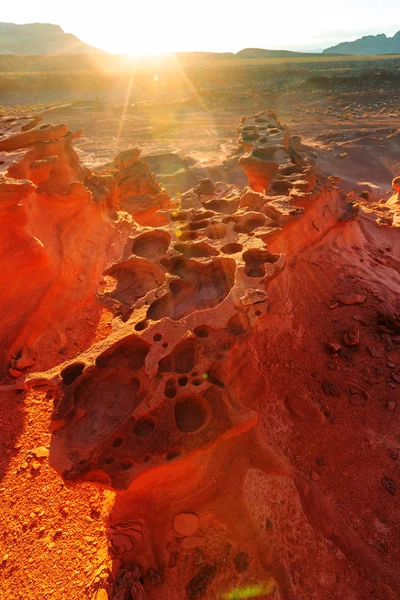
[285, 397, 326, 424]
[173, 513, 200, 536]
[335, 294, 366, 305]
[9, 368, 23, 378]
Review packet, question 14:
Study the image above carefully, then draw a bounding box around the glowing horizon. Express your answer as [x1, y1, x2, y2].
[1, 1, 400, 56]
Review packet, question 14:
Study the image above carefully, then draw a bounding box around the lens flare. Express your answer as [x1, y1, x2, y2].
[221, 579, 276, 600]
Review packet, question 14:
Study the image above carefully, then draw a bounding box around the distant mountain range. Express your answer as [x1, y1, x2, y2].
[0, 22, 103, 54]
[324, 31, 400, 55]
[173, 48, 334, 61]
[1, 21, 400, 58]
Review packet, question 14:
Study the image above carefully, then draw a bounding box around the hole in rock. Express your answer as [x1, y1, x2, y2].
[131, 231, 171, 259]
[133, 417, 155, 437]
[243, 248, 278, 278]
[188, 219, 210, 231]
[162, 342, 168, 349]
[255, 310, 262, 316]
[233, 215, 266, 234]
[193, 326, 210, 338]
[135, 320, 148, 332]
[178, 377, 188, 386]
[105, 259, 165, 305]
[96, 336, 150, 369]
[179, 231, 198, 242]
[112, 436, 124, 448]
[61, 362, 85, 386]
[166, 450, 181, 460]
[203, 198, 240, 214]
[192, 379, 202, 386]
[245, 248, 279, 265]
[104, 457, 115, 465]
[72, 376, 141, 445]
[153, 333, 162, 342]
[246, 266, 266, 278]
[193, 211, 215, 221]
[159, 340, 196, 373]
[174, 242, 218, 258]
[147, 257, 236, 321]
[120, 459, 134, 471]
[174, 396, 210, 433]
[165, 381, 177, 398]
[221, 243, 243, 255]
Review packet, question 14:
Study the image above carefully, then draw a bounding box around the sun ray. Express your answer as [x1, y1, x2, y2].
[116, 55, 139, 149]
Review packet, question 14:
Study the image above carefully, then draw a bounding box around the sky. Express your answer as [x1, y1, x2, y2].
[2, 1, 400, 54]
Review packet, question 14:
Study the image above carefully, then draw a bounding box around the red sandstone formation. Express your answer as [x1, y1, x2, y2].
[0, 115, 170, 373]
[3, 111, 400, 599]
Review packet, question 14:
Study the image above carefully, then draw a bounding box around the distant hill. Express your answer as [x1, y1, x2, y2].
[174, 51, 235, 61]
[175, 48, 324, 60]
[323, 31, 400, 55]
[236, 48, 321, 58]
[0, 22, 104, 55]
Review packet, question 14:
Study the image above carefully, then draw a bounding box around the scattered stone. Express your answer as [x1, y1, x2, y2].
[392, 372, 400, 384]
[30, 446, 49, 459]
[328, 302, 338, 309]
[173, 513, 200, 536]
[344, 326, 360, 346]
[335, 294, 365, 305]
[382, 477, 397, 496]
[13, 349, 36, 370]
[311, 470, 320, 481]
[284, 396, 326, 424]
[382, 334, 394, 352]
[31, 460, 41, 472]
[384, 400, 397, 411]
[9, 368, 23, 378]
[326, 342, 342, 354]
